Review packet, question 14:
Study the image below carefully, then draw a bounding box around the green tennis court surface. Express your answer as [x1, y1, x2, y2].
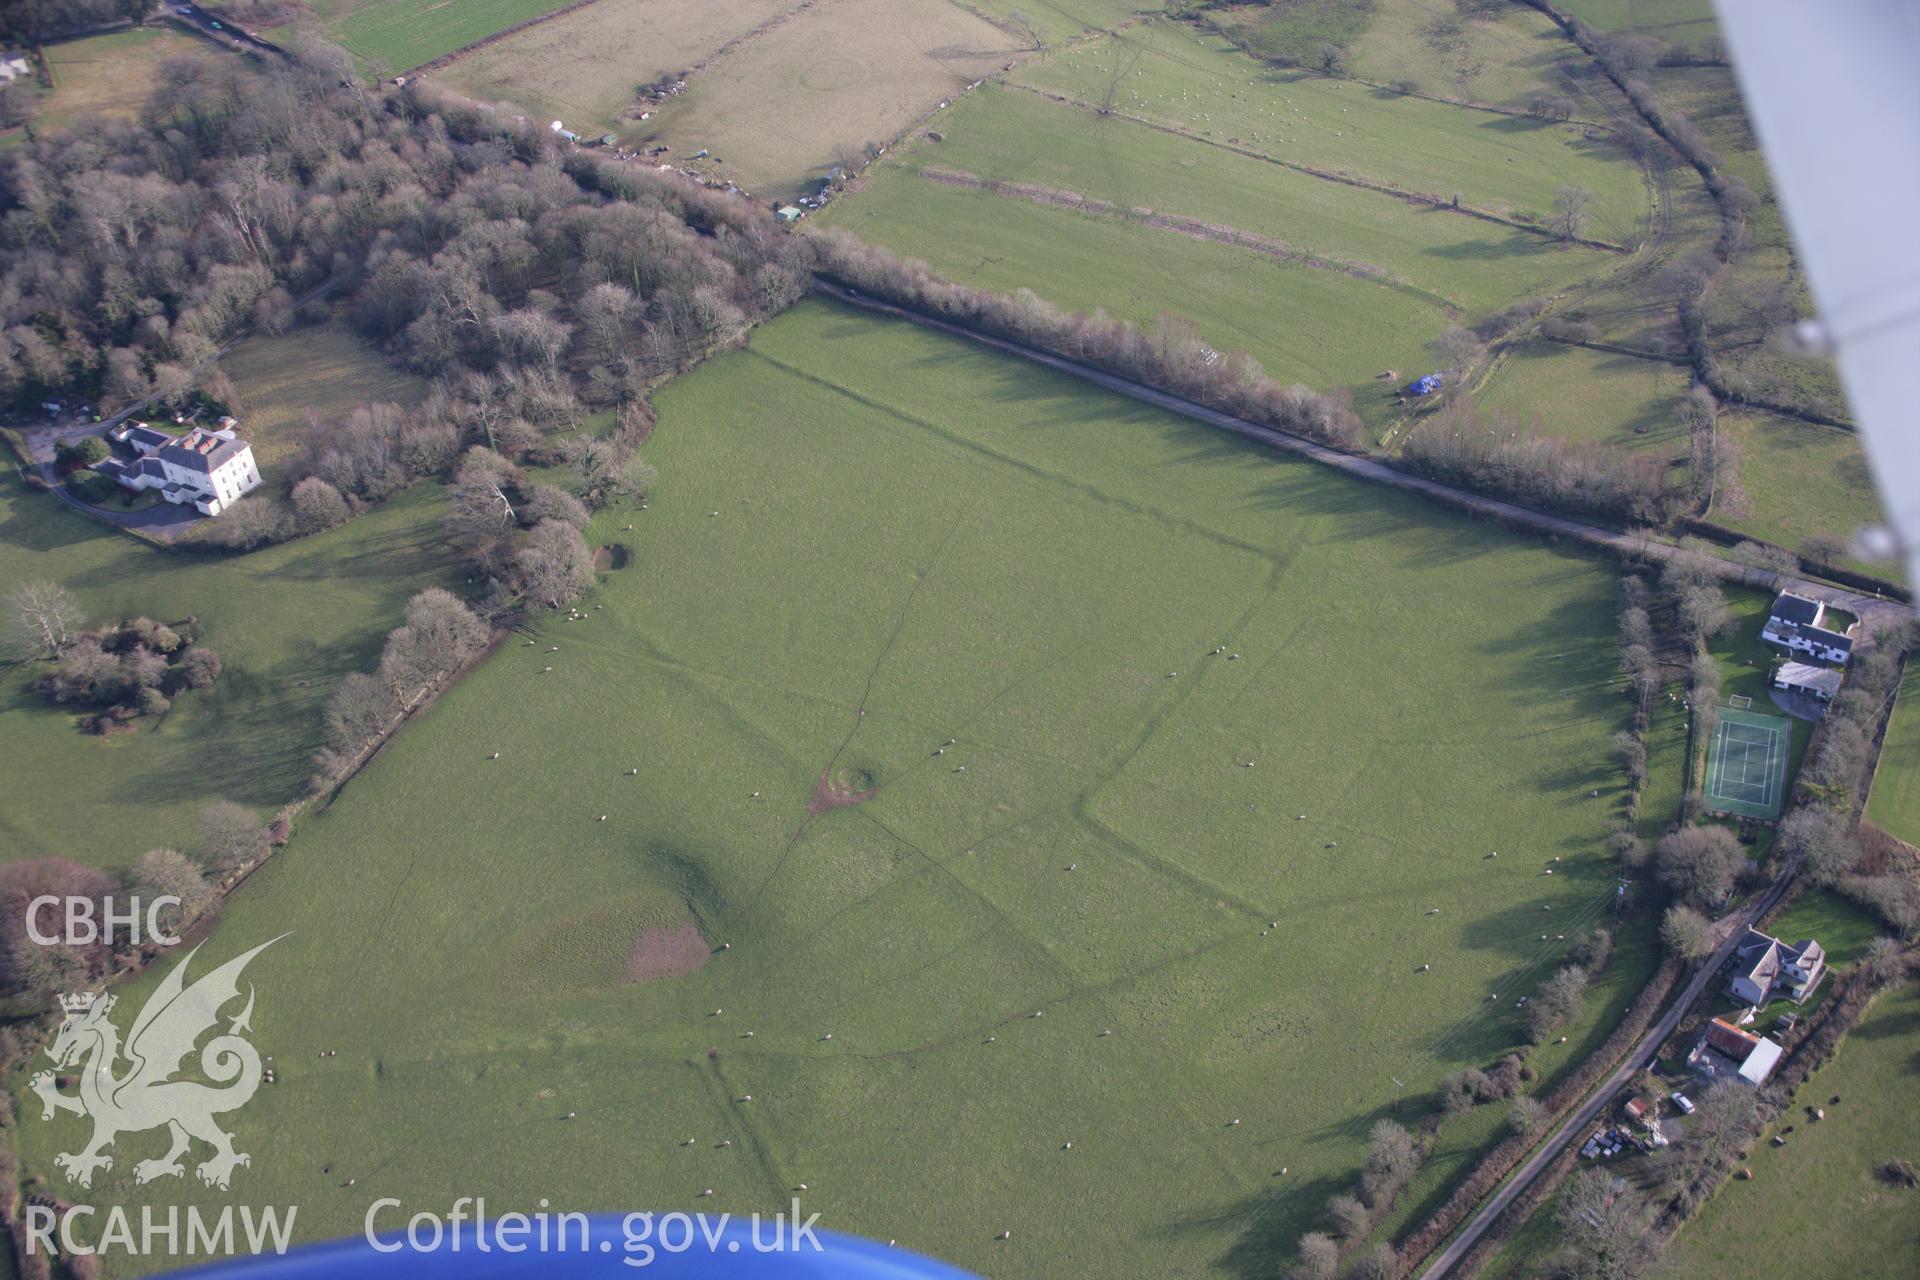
[1705, 707, 1791, 819]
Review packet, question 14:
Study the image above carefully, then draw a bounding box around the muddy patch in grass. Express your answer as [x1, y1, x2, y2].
[594, 544, 632, 572]
[622, 924, 710, 983]
[808, 765, 876, 816]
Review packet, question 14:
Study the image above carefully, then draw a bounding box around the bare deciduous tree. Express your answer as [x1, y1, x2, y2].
[5, 580, 86, 660]
[1660, 904, 1715, 960]
[1551, 185, 1596, 242]
[1656, 825, 1745, 909]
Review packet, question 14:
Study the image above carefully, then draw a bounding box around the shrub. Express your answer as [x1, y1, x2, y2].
[135, 686, 172, 717]
[1292, 1231, 1338, 1280]
[180, 646, 223, 690]
[65, 470, 118, 504]
[54, 436, 107, 470]
[290, 476, 350, 535]
[1325, 1192, 1369, 1240]
[1508, 1095, 1547, 1137]
[1361, 1119, 1420, 1207]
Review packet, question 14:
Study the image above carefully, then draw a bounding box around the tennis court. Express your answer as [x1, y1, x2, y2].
[1705, 706, 1792, 819]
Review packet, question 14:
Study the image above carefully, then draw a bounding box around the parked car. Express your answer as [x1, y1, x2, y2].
[1671, 1092, 1696, 1114]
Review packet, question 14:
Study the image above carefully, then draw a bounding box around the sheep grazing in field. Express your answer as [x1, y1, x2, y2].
[1244, 761, 1256, 768]
[701, 1189, 714, 1197]
[627, 768, 638, 775]
[1297, 814, 1306, 821]
[720, 1140, 732, 1148]
[682, 1138, 697, 1147]
[751, 792, 759, 798]
[741, 1031, 753, 1038]
[525, 639, 536, 647]
[996, 1231, 1011, 1241]
[1062, 1141, 1073, 1150]
[1066, 863, 1077, 871]
[711, 1009, 722, 1017]
[737, 1095, 752, 1103]
[1425, 908, 1439, 915]
[1098, 1029, 1111, 1037]
[984, 1036, 996, 1043]
[1418, 964, 1430, 972]
[489, 752, 500, 760]
[933, 747, 944, 756]
[549, 646, 559, 652]
[719, 942, 730, 951]
[564, 1111, 576, 1120]
[821, 1033, 832, 1041]
[796, 1183, 808, 1191]
[542, 666, 553, 673]
[1228, 1118, 1241, 1127]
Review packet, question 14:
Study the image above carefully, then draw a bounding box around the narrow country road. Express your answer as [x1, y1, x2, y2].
[812, 281, 1909, 635]
[1415, 861, 1799, 1278]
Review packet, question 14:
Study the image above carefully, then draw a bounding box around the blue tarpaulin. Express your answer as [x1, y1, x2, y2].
[1407, 373, 1444, 396]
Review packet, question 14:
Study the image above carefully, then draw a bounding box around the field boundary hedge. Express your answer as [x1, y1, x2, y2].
[399, 0, 611, 79]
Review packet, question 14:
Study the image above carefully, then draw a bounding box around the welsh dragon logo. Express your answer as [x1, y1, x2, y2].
[31, 938, 282, 1191]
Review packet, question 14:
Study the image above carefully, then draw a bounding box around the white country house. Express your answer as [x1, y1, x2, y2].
[1759, 590, 1853, 666]
[97, 420, 262, 516]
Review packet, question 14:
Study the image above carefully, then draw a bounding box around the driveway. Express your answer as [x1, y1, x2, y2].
[17, 418, 208, 542]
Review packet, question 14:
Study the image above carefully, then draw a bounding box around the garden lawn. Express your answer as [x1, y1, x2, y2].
[12, 300, 1655, 1280]
[219, 320, 428, 491]
[1867, 665, 1920, 847]
[0, 471, 457, 868]
[1669, 979, 1920, 1280]
[1766, 891, 1886, 971]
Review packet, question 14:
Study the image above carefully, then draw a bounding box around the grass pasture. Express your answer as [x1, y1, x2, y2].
[0, 471, 457, 869]
[11, 300, 1650, 1277]
[310, 0, 579, 73]
[431, 0, 792, 132]
[1013, 26, 1648, 244]
[1716, 412, 1895, 580]
[1349, 0, 1581, 108]
[33, 27, 200, 131]
[1475, 342, 1687, 452]
[823, 171, 1446, 427]
[218, 320, 428, 492]
[629, 0, 1020, 197]
[1867, 665, 1920, 849]
[1670, 978, 1920, 1280]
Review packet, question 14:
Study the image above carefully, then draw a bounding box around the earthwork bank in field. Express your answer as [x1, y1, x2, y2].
[13, 301, 1649, 1278]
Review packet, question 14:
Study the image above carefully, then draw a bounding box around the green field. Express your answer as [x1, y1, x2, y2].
[876, 85, 1614, 317]
[824, 171, 1447, 429]
[220, 320, 428, 491]
[13, 301, 1648, 1276]
[34, 27, 201, 130]
[1867, 665, 1920, 848]
[1717, 412, 1895, 580]
[1476, 342, 1687, 451]
[1015, 27, 1648, 243]
[1670, 978, 1920, 1280]
[0, 470, 456, 868]
[1349, 0, 1584, 108]
[312, 0, 578, 72]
